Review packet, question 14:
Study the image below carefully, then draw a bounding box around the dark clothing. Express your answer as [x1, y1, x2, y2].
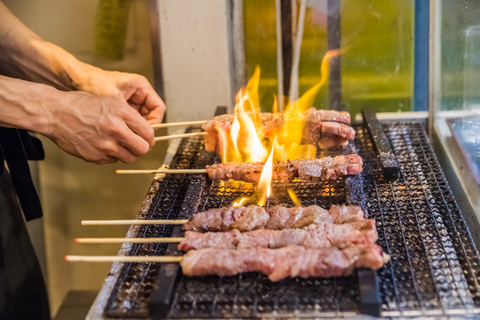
[0, 128, 45, 221]
[0, 128, 50, 319]
[0, 171, 50, 320]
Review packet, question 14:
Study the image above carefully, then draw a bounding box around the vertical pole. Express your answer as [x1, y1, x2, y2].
[327, 0, 342, 110]
[230, 0, 246, 100]
[275, 0, 285, 111]
[148, 0, 165, 104]
[280, 0, 293, 98]
[428, 0, 441, 137]
[414, 0, 430, 111]
[289, 0, 307, 103]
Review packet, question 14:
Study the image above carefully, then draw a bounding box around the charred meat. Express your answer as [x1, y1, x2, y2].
[202, 108, 354, 153]
[206, 154, 363, 183]
[180, 245, 390, 281]
[183, 205, 365, 232]
[179, 219, 378, 252]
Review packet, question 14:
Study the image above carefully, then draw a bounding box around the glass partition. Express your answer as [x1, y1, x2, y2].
[243, 0, 414, 116]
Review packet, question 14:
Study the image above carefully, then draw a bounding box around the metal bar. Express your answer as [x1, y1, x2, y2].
[228, 0, 246, 104]
[414, 0, 430, 111]
[148, 0, 166, 108]
[327, 0, 342, 110]
[366, 162, 404, 313]
[362, 108, 400, 179]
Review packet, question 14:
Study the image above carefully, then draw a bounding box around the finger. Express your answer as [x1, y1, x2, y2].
[116, 124, 151, 157]
[115, 144, 137, 164]
[93, 156, 118, 165]
[127, 84, 166, 124]
[144, 92, 166, 123]
[122, 107, 155, 147]
[146, 107, 165, 125]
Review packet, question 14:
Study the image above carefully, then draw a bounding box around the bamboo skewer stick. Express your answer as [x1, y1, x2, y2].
[75, 237, 183, 244]
[152, 120, 208, 129]
[154, 132, 207, 142]
[65, 255, 183, 263]
[115, 169, 207, 174]
[81, 219, 188, 226]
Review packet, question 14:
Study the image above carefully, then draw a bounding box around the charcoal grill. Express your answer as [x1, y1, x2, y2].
[87, 110, 480, 319]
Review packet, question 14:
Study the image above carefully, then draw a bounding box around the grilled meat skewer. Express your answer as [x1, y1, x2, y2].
[180, 245, 390, 281]
[206, 154, 363, 183]
[203, 108, 355, 153]
[183, 205, 365, 232]
[179, 219, 377, 252]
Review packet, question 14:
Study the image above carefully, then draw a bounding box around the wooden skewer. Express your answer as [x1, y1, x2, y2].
[65, 255, 183, 263]
[81, 219, 188, 226]
[154, 132, 207, 142]
[75, 237, 183, 244]
[152, 120, 207, 129]
[115, 169, 207, 174]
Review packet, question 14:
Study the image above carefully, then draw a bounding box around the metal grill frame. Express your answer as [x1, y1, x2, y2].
[91, 119, 480, 319]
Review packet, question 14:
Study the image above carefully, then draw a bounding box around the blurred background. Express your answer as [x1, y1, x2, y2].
[3, 0, 480, 316]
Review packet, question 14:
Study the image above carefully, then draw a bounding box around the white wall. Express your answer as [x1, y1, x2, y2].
[158, 0, 234, 123]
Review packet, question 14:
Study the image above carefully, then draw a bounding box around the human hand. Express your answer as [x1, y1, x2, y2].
[72, 64, 165, 125]
[44, 89, 155, 164]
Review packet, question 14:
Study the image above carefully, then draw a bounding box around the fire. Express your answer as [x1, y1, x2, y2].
[223, 51, 341, 206]
[257, 140, 275, 206]
[288, 189, 301, 207]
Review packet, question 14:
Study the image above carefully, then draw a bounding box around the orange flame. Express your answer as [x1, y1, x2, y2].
[223, 50, 341, 206]
[257, 139, 275, 206]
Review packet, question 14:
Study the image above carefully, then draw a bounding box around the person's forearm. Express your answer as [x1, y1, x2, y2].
[0, 2, 87, 91]
[0, 75, 62, 134]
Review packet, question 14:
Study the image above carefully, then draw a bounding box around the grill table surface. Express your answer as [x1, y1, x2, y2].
[89, 121, 480, 319]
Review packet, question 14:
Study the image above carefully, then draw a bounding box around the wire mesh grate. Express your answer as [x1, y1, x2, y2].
[104, 121, 480, 319]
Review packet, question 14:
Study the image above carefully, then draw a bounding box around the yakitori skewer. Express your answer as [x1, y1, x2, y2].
[151, 120, 208, 129]
[65, 245, 389, 282]
[115, 169, 207, 175]
[154, 132, 207, 142]
[75, 237, 184, 244]
[115, 155, 363, 181]
[81, 219, 188, 226]
[75, 218, 377, 250]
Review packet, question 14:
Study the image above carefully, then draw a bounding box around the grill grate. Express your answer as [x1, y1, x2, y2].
[104, 121, 480, 319]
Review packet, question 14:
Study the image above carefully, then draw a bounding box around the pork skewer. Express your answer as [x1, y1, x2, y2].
[203, 108, 355, 153]
[206, 154, 363, 183]
[179, 219, 377, 251]
[81, 205, 363, 228]
[183, 205, 365, 232]
[66, 245, 389, 282]
[75, 219, 377, 248]
[115, 154, 363, 182]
